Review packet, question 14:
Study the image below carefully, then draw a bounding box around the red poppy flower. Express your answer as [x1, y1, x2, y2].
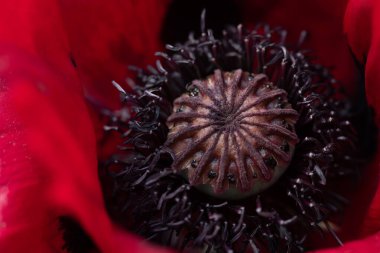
[0, 0, 379, 252]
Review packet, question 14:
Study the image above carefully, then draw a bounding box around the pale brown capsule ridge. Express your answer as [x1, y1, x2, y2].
[165, 69, 299, 198]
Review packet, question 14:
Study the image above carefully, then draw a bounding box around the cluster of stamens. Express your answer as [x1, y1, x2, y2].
[98, 21, 364, 253]
[166, 69, 298, 197]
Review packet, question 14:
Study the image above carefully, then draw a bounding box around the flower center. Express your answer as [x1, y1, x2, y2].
[165, 69, 299, 199]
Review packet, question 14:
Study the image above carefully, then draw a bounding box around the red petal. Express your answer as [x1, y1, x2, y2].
[59, 0, 171, 108]
[0, 0, 172, 249]
[345, 0, 380, 235]
[0, 0, 76, 82]
[309, 231, 380, 252]
[0, 45, 171, 252]
[344, 0, 374, 64]
[0, 0, 171, 109]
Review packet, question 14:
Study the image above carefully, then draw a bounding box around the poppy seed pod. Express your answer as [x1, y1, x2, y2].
[166, 69, 299, 198]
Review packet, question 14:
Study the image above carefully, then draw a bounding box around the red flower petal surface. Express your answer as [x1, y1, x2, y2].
[0, 46, 170, 253]
[59, 0, 171, 109]
[309, 232, 380, 253]
[0, 0, 172, 252]
[344, 0, 380, 236]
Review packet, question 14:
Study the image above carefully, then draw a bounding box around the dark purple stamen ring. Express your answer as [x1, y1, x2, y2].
[101, 20, 359, 253]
